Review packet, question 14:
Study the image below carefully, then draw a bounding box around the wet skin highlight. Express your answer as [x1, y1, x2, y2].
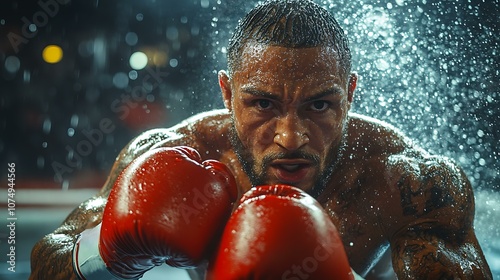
[221, 44, 355, 196]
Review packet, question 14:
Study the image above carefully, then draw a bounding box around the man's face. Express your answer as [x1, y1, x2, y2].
[220, 43, 355, 195]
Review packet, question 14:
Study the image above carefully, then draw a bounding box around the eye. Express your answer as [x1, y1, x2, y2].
[310, 100, 330, 112]
[255, 99, 273, 110]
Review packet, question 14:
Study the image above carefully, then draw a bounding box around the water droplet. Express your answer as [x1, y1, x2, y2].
[37, 156, 45, 168]
[28, 24, 37, 32]
[125, 32, 138, 46]
[70, 114, 79, 128]
[200, 0, 209, 8]
[112, 72, 129, 89]
[62, 180, 69, 190]
[166, 27, 179, 41]
[4, 56, 20, 73]
[130, 52, 148, 70]
[169, 58, 179, 68]
[42, 119, 52, 134]
[23, 70, 31, 83]
[376, 58, 389, 71]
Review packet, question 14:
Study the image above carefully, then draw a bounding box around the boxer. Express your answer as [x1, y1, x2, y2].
[30, 0, 492, 279]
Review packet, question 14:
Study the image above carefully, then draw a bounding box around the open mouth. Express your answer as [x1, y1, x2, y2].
[270, 159, 313, 184]
[279, 164, 303, 172]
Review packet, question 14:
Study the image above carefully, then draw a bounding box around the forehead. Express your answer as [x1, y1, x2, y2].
[233, 43, 344, 86]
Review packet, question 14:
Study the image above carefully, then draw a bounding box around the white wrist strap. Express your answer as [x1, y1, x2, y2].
[352, 268, 365, 280]
[73, 223, 123, 280]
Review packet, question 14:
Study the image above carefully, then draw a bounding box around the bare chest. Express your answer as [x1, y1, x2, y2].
[320, 164, 391, 273]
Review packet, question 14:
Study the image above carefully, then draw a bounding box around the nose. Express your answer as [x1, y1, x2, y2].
[274, 113, 309, 151]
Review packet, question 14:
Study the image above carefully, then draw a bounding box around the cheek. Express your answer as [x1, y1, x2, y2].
[308, 100, 349, 141]
[257, 123, 276, 146]
[233, 111, 271, 150]
[307, 115, 345, 152]
[242, 122, 275, 151]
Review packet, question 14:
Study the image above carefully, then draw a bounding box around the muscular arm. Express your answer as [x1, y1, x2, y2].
[29, 110, 232, 279]
[387, 155, 492, 279]
[29, 129, 181, 279]
[29, 195, 108, 279]
[391, 223, 490, 279]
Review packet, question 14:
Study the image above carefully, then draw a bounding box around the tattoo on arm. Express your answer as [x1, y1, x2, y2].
[389, 156, 492, 279]
[391, 225, 492, 279]
[395, 156, 472, 219]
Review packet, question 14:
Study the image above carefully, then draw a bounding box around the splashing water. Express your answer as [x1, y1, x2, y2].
[200, 0, 498, 188]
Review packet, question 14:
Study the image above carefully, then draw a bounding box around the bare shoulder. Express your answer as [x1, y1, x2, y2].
[49, 110, 231, 234]
[347, 112, 412, 157]
[347, 113, 474, 234]
[387, 152, 473, 227]
[159, 108, 232, 155]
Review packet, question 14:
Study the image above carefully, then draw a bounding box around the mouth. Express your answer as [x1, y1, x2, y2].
[269, 159, 314, 184]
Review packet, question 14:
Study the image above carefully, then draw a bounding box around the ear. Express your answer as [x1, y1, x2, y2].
[347, 72, 357, 103]
[219, 70, 232, 111]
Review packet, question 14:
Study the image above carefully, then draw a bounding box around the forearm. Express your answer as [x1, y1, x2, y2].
[393, 255, 491, 279]
[30, 232, 79, 280]
[30, 196, 107, 279]
[392, 241, 492, 280]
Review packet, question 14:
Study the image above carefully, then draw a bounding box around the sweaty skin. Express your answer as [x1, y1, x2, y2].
[30, 45, 492, 279]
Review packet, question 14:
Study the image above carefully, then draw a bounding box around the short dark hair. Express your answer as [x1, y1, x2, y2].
[227, 0, 351, 77]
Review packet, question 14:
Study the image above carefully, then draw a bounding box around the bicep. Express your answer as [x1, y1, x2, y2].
[391, 226, 492, 279]
[386, 155, 492, 279]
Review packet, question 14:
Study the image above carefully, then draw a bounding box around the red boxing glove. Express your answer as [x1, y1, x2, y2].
[206, 185, 354, 280]
[100, 146, 237, 279]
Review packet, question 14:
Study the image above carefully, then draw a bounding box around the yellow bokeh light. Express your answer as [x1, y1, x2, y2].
[42, 45, 63, 64]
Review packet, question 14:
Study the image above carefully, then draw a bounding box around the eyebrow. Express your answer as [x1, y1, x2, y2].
[241, 86, 344, 103]
[304, 86, 344, 103]
[241, 87, 279, 100]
